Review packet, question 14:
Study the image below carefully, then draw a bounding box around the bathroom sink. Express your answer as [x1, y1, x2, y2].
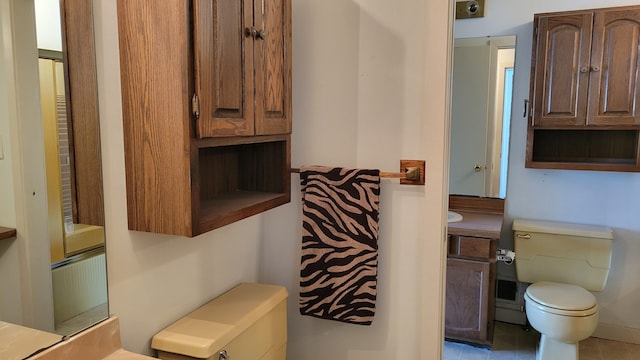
[448, 211, 463, 223]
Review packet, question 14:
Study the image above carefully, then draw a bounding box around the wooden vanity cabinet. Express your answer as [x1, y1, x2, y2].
[446, 196, 503, 347]
[527, 5, 640, 171]
[445, 234, 497, 346]
[117, 0, 291, 237]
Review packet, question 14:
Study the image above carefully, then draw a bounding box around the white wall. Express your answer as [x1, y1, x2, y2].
[260, 0, 451, 359]
[0, 0, 55, 332]
[455, 0, 640, 341]
[33, 0, 62, 51]
[0, 0, 20, 325]
[0, 0, 15, 230]
[93, 0, 451, 358]
[93, 2, 265, 354]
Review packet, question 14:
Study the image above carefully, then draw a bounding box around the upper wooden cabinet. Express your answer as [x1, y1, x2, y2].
[194, 0, 292, 138]
[531, 7, 640, 128]
[117, 0, 291, 237]
[527, 6, 640, 172]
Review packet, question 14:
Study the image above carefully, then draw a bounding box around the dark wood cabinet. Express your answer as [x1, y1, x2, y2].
[446, 197, 503, 347]
[446, 257, 492, 343]
[194, 0, 291, 138]
[445, 234, 497, 346]
[527, 5, 640, 171]
[530, 12, 593, 127]
[117, 0, 291, 237]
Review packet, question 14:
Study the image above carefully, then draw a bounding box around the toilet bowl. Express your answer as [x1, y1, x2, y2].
[513, 219, 613, 360]
[524, 281, 599, 359]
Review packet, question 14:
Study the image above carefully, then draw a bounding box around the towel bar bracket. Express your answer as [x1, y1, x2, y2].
[399, 159, 425, 186]
[289, 159, 426, 186]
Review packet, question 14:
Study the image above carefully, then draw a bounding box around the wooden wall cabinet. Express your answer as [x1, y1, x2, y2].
[194, 0, 291, 138]
[527, 5, 640, 171]
[117, 0, 291, 237]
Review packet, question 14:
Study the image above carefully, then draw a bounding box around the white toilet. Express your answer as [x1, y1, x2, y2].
[513, 219, 613, 360]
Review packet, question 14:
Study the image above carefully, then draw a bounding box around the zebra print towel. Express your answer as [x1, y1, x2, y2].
[299, 166, 380, 325]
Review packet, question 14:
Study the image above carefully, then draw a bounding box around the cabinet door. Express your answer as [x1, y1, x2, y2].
[531, 13, 593, 127]
[194, 0, 255, 138]
[445, 258, 491, 342]
[254, 0, 292, 135]
[587, 8, 640, 126]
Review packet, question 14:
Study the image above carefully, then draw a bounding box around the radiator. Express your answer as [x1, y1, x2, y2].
[52, 252, 107, 324]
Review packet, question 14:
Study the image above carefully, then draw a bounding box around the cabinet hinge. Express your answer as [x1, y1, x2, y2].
[192, 93, 200, 119]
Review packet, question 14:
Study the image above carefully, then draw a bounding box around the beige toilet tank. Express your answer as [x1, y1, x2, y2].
[513, 219, 613, 291]
[152, 282, 288, 360]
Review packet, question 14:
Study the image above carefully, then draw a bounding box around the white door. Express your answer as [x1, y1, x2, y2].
[449, 42, 491, 196]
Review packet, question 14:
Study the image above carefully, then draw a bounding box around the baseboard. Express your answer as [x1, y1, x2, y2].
[495, 305, 526, 325]
[593, 322, 640, 344]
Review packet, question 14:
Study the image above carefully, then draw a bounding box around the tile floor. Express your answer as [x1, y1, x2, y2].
[444, 322, 640, 360]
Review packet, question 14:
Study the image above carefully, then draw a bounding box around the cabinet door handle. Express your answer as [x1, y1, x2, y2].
[256, 29, 266, 40]
[591, 65, 600, 72]
[516, 233, 531, 239]
[580, 66, 589, 73]
[245, 27, 257, 38]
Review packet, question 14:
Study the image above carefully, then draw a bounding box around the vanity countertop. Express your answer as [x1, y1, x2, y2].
[29, 317, 154, 360]
[0, 321, 62, 360]
[0, 226, 17, 241]
[448, 210, 503, 239]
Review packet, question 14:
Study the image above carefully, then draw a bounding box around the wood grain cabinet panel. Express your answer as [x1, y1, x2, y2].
[445, 234, 497, 346]
[117, 0, 291, 237]
[531, 13, 593, 127]
[194, 0, 292, 138]
[445, 258, 491, 343]
[588, 8, 640, 126]
[527, 5, 640, 172]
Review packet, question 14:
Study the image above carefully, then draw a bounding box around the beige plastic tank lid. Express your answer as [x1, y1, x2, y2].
[512, 219, 613, 239]
[151, 282, 288, 359]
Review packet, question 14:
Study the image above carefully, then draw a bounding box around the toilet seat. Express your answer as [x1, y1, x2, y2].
[525, 281, 598, 317]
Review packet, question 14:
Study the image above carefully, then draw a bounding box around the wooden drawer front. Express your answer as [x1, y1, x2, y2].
[449, 235, 492, 259]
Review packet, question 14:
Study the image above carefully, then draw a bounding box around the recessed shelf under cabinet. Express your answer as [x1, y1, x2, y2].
[528, 129, 640, 171]
[195, 139, 291, 233]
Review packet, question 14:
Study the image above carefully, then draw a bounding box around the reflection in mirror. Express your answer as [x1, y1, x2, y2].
[449, 36, 515, 199]
[34, 0, 108, 336]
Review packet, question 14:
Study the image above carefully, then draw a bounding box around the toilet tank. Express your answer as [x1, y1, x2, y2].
[513, 219, 613, 291]
[152, 283, 288, 360]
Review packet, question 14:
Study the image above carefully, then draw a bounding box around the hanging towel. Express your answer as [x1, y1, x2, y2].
[299, 166, 381, 325]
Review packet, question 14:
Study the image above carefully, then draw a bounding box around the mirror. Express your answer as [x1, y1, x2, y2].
[449, 35, 515, 199]
[34, 0, 108, 336]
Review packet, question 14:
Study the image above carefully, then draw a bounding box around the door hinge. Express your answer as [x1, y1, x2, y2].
[192, 93, 200, 119]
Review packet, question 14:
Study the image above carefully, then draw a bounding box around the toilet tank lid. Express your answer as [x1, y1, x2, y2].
[151, 283, 288, 358]
[513, 219, 613, 239]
